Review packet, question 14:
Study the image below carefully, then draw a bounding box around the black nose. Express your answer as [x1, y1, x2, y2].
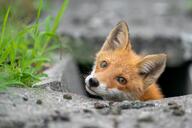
[89, 78, 99, 87]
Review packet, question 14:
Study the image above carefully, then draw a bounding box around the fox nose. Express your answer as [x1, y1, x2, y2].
[89, 78, 99, 87]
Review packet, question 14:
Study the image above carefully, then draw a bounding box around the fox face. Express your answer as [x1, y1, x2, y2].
[85, 21, 167, 101]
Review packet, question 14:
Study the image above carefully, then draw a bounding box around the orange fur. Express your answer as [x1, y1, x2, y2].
[95, 49, 163, 101]
[91, 21, 166, 101]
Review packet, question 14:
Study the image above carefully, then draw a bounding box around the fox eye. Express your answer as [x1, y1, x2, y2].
[116, 76, 127, 85]
[100, 60, 108, 68]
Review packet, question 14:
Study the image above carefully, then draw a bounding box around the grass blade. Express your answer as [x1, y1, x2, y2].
[41, 0, 69, 54]
[0, 7, 10, 48]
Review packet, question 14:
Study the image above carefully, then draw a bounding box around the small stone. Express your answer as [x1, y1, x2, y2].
[60, 114, 70, 122]
[82, 125, 99, 128]
[52, 114, 59, 121]
[83, 109, 93, 114]
[168, 102, 182, 110]
[94, 102, 108, 109]
[130, 101, 155, 109]
[169, 105, 182, 110]
[13, 103, 16, 107]
[168, 101, 178, 106]
[119, 101, 131, 109]
[145, 103, 155, 107]
[169, 104, 182, 110]
[36, 99, 43, 105]
[63, 94, 72, 100]
[167, 102, 185, 116]
[111, 106, 122, 115]
[131, 101, 145, 109]
[54, 110, 60, 115]
[172, 108, 185, 116]
[22, 96, 28, 101]
[138, 112, 154, 122]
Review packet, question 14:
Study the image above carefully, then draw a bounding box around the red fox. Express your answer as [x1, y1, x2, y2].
[85, 21, 167, 101]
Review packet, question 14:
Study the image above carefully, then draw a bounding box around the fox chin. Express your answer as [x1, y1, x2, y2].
[85, 21, 167, 101]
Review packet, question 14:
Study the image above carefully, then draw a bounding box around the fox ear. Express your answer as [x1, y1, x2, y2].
[137, 54, 167, 89]
[101, 21, 131, 51]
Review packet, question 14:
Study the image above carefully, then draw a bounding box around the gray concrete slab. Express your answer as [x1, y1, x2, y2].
[0, 87, 192, 128]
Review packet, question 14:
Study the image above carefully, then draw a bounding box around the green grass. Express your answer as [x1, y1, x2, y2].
[0, 0, 51, 24]
[186, 0, 192, 12]
[0, 0, 69, 89]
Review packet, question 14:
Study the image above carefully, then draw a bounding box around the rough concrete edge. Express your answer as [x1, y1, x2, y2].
[32, 54, 86, 96]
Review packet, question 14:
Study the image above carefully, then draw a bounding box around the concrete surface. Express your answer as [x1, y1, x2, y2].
[0, 87, 192, 128]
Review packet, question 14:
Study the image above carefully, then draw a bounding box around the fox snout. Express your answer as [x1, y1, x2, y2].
[85, 74, 133, 101]
[85, 75, 102, 96]
[87, 77, 99, 87]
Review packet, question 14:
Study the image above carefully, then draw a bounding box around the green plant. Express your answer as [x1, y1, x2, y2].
[186, 0, 192, 12]
[0, 0, 51, 24]
[0, 0, 69, 89]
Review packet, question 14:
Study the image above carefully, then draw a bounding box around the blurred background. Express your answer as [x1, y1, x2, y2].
[0, 0, 192, 98]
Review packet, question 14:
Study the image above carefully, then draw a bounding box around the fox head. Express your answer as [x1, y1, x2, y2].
[85, 21, 167, 101]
